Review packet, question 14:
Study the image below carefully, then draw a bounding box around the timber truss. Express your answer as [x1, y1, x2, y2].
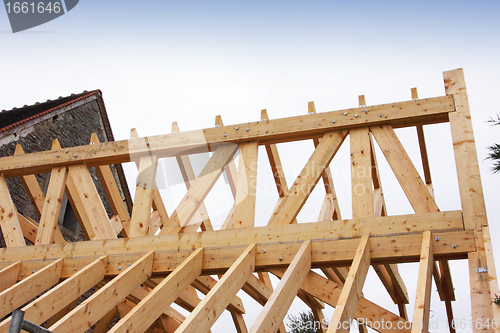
[0, 68, 498, 332]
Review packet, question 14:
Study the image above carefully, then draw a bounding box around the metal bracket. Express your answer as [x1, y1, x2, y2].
[476, 267, 488, 273]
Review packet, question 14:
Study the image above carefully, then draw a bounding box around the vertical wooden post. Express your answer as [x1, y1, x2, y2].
[234, 141, 258, 229]
[444, 68, 498, 329]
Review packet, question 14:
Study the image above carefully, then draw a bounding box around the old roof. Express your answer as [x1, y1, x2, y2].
[0, 90, 100, 133]
[0, 90, 133, 214]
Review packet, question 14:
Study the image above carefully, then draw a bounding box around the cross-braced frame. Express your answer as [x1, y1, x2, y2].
[0, 68, 497, 332]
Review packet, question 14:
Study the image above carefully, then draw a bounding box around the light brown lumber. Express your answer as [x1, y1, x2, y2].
[231, 311, 249, 333]
[0, 96, 455, 178]
[190, 276, 246, 314]
[0, 211, 467, 264]
[250, 241, 312, 333]
[66, 163, 117, 240]
[17, 212, 65, 244]
[176, 245, 255, 333]
[0, 259, 63, 318]
[328, 235, 370, 333]
[129, 154, 158, 237]
[444, 68, 496, 327]
[35, 141, 68, 245]
[90, 133, 131, 236]
[130, 129, 171, 232]
[268, 130, 347, 226]
[92, 307, 119, 333]
[410, 88, 432, 186]
[109, 248, 203, 333]
[215, 116, 238, 199]
[350, 127, 373, 218]
[370, 124, 439, 213]
[308, 102, 342, 220]
[234, 141, 258, 229]
[411, 231, 433, 333]
[160, 143, 238, 232]
[45, 299, 78, 328]
[0, 256, 108, 333]
[0, 173, 25, 247]
[171, 122, 213, 233]
[49, 252, 154, 332]
[0, 262, 20, 293]
[14, 144, 45, 217]
[269, 268, 411, 333]
[482, 226, 500, 330]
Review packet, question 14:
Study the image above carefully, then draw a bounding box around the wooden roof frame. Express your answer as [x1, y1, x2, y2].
[0, 68, 497, 332]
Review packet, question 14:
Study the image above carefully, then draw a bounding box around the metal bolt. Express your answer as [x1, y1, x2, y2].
[332, 120, 336, 124]
[344, 112, 348, 116]
[21, 274, 24, 277]
[73, 155, 77, 158]
[435, 237, 440, 241]
[452, 244, 457, 249]
[128, 263, 131, 267]
[235, 127, 239, 130]
[238, 303, 241, 306]
[364, 109, 368, 113]
[246, 128, 249, 132]
[118, 267, 122, 270]
[223, 134, 227, 137]
[260, 119, 266, 121]
[215, 125, 219, 127]
[262, 250, 266, 253]
[107, 260, 111, 264]
[279, 257, 283, 261]
[65, 150, 68, 153]
[379, 114, 383, 117]
[309, 112, 314, 115]
[56, 155, 59, 157]
[146, 142, 150, 146]
[355, 114, 358, 118]
[31, 270, 34, 273]
[90, 142, 94, 145]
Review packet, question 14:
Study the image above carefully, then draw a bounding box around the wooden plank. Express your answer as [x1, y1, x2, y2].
[130, 129, 171, 232]
[411, 231, 433, 333]
[231, 311, 249, 333]
[0, 256, 107, 333]
[350, 127, 373, 218]
[49, 252, 154, 333]
[250, 241, 311, 333]
[370, 124, 439, 213]
[160, 144, 238, 231]
[171, 122, 213, 233]
[191, 276, 246, 314]
[14, 144, 45, 217]
[444, 68, 496, 328]
[109, 248, 203, 333]
[0, 173, 25, 247]
[0, 262, 20, 293]
[308, 102, 342, 221]
[269, 268, 411, 333]
[17, 212, 65, 244]
[66, 163, 117, 240]
[0, 259, 63, 318]
[129, 154, 158, 237]
[234, 141, 259, 229]
[176, 244, 255, 333]
[215, 116, 238, 200]
[90, 133, 131, 236]
[328, 236, 370, 333]
[92, 307, 118, 333]
[0, 96, 455, 178]
[268, 130, 347, 226]
[0, 210, 466, 263]
[35, 142, 68, 245]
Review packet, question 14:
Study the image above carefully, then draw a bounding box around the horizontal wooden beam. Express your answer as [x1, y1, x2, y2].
[0, 230, 473, 280]
[0, 210, 463, 260]
[0, 96, 454, 177]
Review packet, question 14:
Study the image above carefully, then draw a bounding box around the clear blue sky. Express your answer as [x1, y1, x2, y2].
[1, 1, 500, 331]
